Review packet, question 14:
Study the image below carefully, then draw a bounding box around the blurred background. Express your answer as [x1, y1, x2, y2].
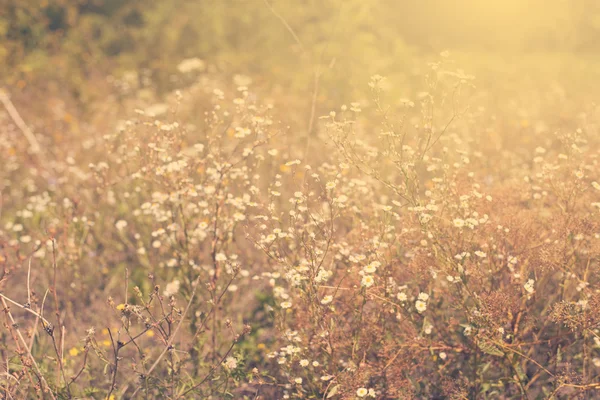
[2, 0, 600, 119]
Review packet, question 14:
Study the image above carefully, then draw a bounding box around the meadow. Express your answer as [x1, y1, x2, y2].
[2, 1, 600, 399]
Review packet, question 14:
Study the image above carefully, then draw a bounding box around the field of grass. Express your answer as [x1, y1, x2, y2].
[3, 1, 600, 399]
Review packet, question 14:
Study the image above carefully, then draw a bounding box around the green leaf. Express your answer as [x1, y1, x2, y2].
[326, 384, 340, 398]
[477, 339, 504, 357]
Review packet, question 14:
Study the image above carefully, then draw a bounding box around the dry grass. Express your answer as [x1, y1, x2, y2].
[2, 51, 600, 399]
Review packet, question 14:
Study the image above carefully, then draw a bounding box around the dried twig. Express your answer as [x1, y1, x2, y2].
[0, 89, 41, 153]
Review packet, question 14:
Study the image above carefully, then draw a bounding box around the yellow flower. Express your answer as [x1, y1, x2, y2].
[146, 330, 155, 338]
[69, 347, 80, 357]
[116, 303, 126, 311]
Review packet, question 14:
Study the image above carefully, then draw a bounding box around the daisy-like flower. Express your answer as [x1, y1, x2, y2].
[453, 218, 465, 228]
[418, 292, 429, 301]
[356, 388, 368, 397]
[299, 359, 309, 367]
[363, 264, 377, 274]
[415, 300, 427, 313]
[397, 292, 407, 301]
[280, 301, 292, 309]
[321, 295, 333, 305]
[361, 275, 374, 288]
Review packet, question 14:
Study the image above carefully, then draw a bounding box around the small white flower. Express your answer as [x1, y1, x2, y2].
[524, 279, 535, 294]
[177, 57, 205, 73]
[356, 388, 368, 397]
[415, 300, 427, 313]
[115, 220, 128, 231]
[280, 301, 292, 309]
[233, 212, 246, 221]
[363, 264, 377, 274]
[361, 275, 374, 288]
[223, 356, 237, 370]
[163, 279, 180, 297]
[321, 295, 333, 305]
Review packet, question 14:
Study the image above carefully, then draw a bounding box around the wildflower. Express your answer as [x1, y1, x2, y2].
[280, 301, 292, 309]
[361, 275, 374, 288]
[321, 295, 333, 305]
[453, 218, 465, 228]
[356, 388, 368, 397]
[593, 181, 600, 191]
[524, 279, 535, 294]
[177, 57, 205, 73]
[223, 356, 237, 370]
[363, 264, 377, 274]
[415, 300, 427, 313]
[368, 74, 386, 90]
[418, 292, 429, 301]
[335, 195, 348, 203]
[115, 220, 128, 231]
[299, 359, 309, 367]
[294, 377, 302, 384]
[474, 251, 487, 258]
[233, 212, 246, 221]
[397, 292, 407, 301]
[163, 279, 180, 297]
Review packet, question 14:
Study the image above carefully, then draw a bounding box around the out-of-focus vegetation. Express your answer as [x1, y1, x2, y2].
[3, 1, 600, 399]
[5, 0, 600, 99]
